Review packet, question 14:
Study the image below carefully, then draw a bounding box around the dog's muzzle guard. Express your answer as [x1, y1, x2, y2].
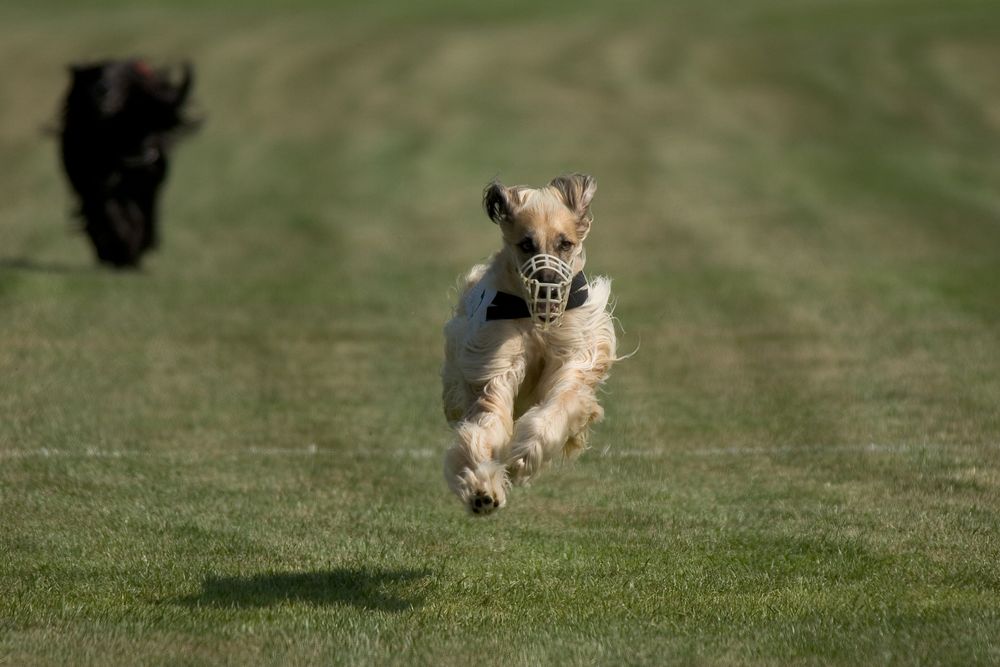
[518, 254, 575, 329]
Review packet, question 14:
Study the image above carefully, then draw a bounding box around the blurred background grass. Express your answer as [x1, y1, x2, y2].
[1, 1, 999, 664]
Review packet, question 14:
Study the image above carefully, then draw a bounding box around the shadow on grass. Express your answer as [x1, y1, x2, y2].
[0, 257, 93, 274]
[178, 568, 431, 612]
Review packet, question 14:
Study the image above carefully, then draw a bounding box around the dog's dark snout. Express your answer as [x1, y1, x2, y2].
[537, 269, 559, 285]
[483, 495, 493, 505]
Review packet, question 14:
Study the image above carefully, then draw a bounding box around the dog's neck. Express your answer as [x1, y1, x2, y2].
[493, 253, 524, 296]
[485, 272, 589, 323]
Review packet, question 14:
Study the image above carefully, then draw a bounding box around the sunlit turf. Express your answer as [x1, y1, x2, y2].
[2, 1, 999, 664]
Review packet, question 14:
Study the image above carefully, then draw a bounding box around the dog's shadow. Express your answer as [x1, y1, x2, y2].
[177, 568, 431, 612]
[0, 257, 92, 275]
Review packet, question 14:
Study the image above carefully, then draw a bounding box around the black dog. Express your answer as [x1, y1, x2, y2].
[59, 59, 196, 268]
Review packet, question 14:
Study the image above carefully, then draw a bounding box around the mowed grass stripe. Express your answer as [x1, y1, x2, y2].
[2, 1, 999, 665]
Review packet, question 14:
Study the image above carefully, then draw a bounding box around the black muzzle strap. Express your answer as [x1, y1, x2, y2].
[486, 272, 588, 321]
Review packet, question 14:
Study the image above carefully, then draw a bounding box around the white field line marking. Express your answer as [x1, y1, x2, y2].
[0, 442, 989, 462]
[0, 446, 146, 460]
[0, 444, 440, 460]
[598, 443, 946, 458]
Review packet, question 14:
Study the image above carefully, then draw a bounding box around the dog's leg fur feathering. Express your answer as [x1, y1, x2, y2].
[442, 265, 527, 514]
[507, 277, 616, 484]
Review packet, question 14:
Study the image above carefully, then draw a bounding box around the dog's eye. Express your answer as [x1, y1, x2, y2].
[559, 239, 575, 252]
[518, 238, 536, 254]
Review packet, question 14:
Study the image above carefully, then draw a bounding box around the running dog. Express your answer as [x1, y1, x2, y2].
[59, 58, 196, 267]
[442, 173, 617, 515]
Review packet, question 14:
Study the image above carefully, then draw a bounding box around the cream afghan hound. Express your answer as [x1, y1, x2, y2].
[442, 173, 617, 515]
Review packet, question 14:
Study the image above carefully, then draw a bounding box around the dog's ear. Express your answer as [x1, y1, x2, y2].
[483, 179, 513, 224]
[550, 173, 597, 238]
[68, 63, 97, 82]
[171, 62, 194, 108]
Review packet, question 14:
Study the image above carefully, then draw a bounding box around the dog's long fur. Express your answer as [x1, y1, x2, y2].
[59, 59, 196, 268]
[442, 174, 617, 515]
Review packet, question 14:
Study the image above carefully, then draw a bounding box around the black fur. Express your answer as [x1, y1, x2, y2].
[482, 180, 512, 224]
[59, 59, 196, 268]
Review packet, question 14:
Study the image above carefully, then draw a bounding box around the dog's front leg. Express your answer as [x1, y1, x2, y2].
[443, 366, 523, 515]
[507, 359, 605, 485]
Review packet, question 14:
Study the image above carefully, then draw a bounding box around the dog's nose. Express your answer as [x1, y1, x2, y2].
[482, 495, 493, 506]
[536, 269, 559, 285]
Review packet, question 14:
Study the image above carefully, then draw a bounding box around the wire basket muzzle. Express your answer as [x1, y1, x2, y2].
[518, 254, 575, 329]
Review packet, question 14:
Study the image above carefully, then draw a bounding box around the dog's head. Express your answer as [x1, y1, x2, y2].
[483, 173, 596, 327]
[64, 58, 195, 134]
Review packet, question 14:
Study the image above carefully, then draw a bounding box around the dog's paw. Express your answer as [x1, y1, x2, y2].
[469, 490, 502, 516]
[506, 456, 529, 486]
[507, 439, 543, 485]
[451, 460, 509, 517]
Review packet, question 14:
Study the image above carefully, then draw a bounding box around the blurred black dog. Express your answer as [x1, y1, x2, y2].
[60, 59, 196, 268]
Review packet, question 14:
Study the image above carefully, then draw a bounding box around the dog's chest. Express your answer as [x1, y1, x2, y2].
[507, 345, 538, 418]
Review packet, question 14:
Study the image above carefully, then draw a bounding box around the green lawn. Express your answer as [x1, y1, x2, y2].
[2, 1, 999, 664]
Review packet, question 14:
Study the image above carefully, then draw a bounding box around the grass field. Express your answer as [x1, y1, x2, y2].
[2, 0, 1000, 664]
